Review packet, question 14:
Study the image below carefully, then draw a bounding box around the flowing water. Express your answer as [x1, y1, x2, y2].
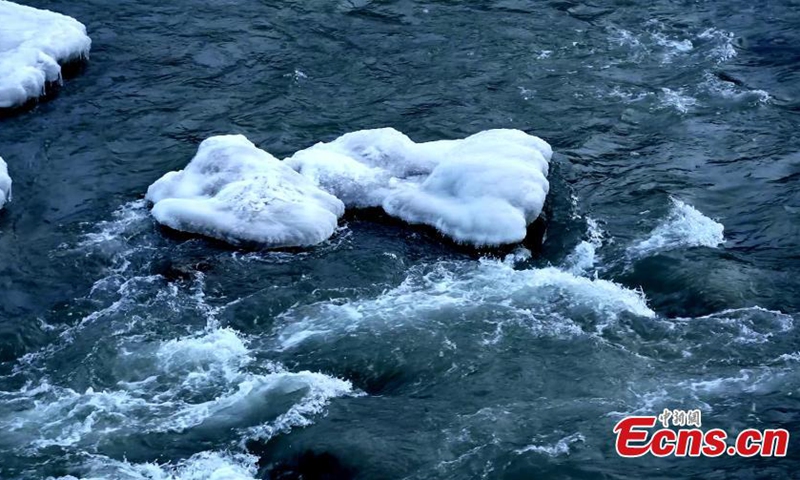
[1, 0, 799, 478]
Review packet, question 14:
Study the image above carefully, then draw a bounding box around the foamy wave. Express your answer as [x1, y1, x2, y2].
[58, 451, 258, 480]
[607, 307, 796, 416]
[607, 86, 653, 103]
[610, 24, 736, 64]
[1, 327, 353, 455]
[74, 199, 155, 275]
[79, 200, 149, 247]
[275, 256, 654, 350]
[565, 217, 604, 276]
[515, 432, 585, 457]
[659, 88, 697, 114]
[702, 71, 770, 105]
[628, 198, 724, 259]
[690, 306, 794, 345]
[608, 24, 696, 65]
[157, 327, 253, 385]
[698, 28, 737, 63]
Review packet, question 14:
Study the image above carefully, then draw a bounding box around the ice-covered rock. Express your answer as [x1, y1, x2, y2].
[287, 128, 552, 246]
[146, 135, 345, 248]
[0, 1, 91, 108]
[0, 156, 10, 210]
[148, 129, 552, 249]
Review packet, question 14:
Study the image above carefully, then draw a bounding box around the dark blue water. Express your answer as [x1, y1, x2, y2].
[1, 1, 799, 478]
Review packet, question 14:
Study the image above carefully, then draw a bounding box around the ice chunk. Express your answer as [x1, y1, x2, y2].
[287, 128, 551, 246]
[146, 135, 345, 248]
[0, 1, 91, 108]
[0, 156, 10, 210]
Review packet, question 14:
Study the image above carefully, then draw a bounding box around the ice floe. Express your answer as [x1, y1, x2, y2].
[287, 128, 552, 246]
[0, 0, 91, 108]
[0, 155, 10, 209]
[146, 135, 345, 248]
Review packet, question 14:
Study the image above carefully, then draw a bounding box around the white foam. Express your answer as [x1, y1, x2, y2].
[275, 257, 654, 349]
[242, 370, 359, 442]
[60, 451, 259, 480]
[659, 88, 697, 114]
[515, 432, 585, 457]
[565, 217, 604, 275]
[776, 351, 800, 364]
[287, 128, 552, 246]
[2, 327, 354, 453]
[157, 327, 252, 385]
[0, 155, 10, 209]
[0, 0, 91, 108]
[607, 86, 653, 103]
[606, 306, 797, 416]
[609, 28, 642, 49]
[702, 71, 770, 104]
[80, 199, 149, 247]
[161, 369, 354, 438]
[146, 135, 345, 248]
[688, 306, 794, 345]
[609, 26, 693, 65]
[698, 28, 737, 63]
[628, 198, 724, 258]
[652, 32, 693, 61]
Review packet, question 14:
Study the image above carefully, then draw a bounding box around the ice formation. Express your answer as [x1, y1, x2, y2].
[149, 129, 552, 248]
[0, 1, 91, 108]
[146, 135, 345, 247]
[0, 156, 10, 210]
[287, 128, 552, 246]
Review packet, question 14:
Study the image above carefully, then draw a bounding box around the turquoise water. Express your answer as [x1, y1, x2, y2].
[1, 1, 799, 478]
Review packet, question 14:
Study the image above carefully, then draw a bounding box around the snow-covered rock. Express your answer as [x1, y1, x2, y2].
[146, 135, 345, 248]
[0, 1, 91, 108]
[287, 128, 551, 246]
[0, 156, 10, 210]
